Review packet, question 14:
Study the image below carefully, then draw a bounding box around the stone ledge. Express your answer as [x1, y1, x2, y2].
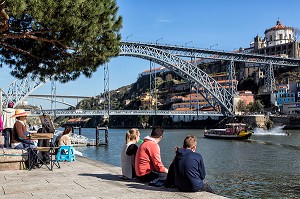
[0, 149, 27, 171]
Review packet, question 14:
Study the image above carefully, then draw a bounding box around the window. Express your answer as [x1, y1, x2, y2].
[279, 34, 283, 40]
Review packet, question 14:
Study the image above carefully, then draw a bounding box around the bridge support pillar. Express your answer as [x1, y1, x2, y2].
[103, 63, 110, 124]
[95, 126, 108, 146]
[149, 60, 157, 112]
[227, 60, 237, 113]
[264, 63, 275, 92]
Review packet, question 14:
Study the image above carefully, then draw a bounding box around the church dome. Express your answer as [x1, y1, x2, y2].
[264, 20, 293, 34]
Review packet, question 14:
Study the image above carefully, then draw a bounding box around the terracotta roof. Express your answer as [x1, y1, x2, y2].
[174, 107, 195, 111]
[264, 20, 293, 33]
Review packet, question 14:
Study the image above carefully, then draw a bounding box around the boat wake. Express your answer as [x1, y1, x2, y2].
[253, 125, 286, 135]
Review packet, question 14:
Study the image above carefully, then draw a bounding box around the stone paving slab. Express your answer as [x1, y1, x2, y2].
[0, 156, 227, 199]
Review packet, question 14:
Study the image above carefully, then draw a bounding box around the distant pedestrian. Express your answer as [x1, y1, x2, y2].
[121, 128, 140, 179]
[1, 102, 15, 147]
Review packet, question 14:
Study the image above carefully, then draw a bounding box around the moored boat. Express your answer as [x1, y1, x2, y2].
[204, 123, 253, 140]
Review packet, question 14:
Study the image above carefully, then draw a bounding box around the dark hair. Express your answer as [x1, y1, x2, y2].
[8, 101, 14, 108]
[183, 135, 197, 148]
[150, 126, 164, 138]
[63, 126, 72, 135]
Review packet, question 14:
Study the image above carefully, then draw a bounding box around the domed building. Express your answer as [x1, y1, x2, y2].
[252, 20, 300, 58]
[265, 19, 294, 47]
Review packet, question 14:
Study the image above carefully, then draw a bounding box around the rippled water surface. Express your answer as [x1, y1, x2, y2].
[66, 127, 300, 198]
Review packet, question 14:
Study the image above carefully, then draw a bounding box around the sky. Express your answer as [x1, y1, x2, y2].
[1, 0, 300, 109]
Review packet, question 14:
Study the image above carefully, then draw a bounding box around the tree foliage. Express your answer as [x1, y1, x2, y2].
[0, 0, 122, 82]
[237, 77, 259, 94]
[236, 99, 246, 112]
[247, 100, 264, 113]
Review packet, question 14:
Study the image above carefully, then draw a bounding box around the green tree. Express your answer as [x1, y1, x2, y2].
[236, 99, 246, 112]
[247, 100, 264, 113]
[0, 0, 122, 82]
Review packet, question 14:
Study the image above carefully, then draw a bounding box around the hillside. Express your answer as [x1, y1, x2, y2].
[54, 62, 300, 128]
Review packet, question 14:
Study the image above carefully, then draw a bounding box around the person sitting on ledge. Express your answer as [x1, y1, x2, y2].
[121, 128, 140, 179]
[135, 126, 168, 183]
[166, 135, 214, 193]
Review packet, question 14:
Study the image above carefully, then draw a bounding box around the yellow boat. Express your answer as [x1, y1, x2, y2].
[204, 123, 253, 140]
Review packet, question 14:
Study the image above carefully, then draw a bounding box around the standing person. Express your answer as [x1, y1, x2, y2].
[172, 135, 214, 193]
[58, 126, 72, 146]
[121, 128, 140, 179]
[135, 126, 168, 183]
[1, 102, 15, 148]
[11, 109, 33, 149]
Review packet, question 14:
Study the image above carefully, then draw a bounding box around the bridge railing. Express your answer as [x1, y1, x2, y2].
[30, 109, 224, 117]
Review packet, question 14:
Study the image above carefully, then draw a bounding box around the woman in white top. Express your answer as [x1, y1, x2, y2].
[58, 126, 72, 146]
[121, 128, 140, 179]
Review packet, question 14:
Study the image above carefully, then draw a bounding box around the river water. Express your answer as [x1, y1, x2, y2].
[67, 127, 300, 199]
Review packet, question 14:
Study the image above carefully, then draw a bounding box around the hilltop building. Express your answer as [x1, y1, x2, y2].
[169, 73, 238, 122]
[252, 20, 299, 57]
[240, 20, 300, 85]
[138, 66, 169, 78]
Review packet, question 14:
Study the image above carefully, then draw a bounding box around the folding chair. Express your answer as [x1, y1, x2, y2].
[28, 133, 60, 170]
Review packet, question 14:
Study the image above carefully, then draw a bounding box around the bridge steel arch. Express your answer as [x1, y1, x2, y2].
[27, 96, 76, 108]
[1, 77, 46, 108]
[119, 42, 234, 115]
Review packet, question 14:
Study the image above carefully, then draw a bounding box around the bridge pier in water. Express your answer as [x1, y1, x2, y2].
[95, 126, 108, 146]
[70, 126, 108, 146]
[72, 126, 82, 135]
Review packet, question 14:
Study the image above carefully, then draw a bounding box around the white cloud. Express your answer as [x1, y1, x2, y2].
[158, 19, 172, 23]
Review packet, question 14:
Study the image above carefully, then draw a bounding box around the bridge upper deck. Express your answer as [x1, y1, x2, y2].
[122, 41, 300, 66]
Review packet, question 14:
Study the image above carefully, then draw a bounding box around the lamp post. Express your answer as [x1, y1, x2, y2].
[126, 34, 133, 41]
[210, 43, 218, 49]
[156, 37, 163, 44]
[185, 41, 192, 47]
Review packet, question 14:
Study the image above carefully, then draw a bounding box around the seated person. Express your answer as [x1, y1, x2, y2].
[11, 109, 34, 149]
[166, 135, 214, 193]
[58, 126, 72, 146]
[135, 126, 168, 183]
[121, 128, 140, 179]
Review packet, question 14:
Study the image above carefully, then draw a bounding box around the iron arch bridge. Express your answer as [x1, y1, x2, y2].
[119, 42, 233, 115]
[2, 41, 300, 116]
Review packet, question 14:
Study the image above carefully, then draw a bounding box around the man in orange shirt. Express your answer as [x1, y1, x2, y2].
[135, 126, 168, 182]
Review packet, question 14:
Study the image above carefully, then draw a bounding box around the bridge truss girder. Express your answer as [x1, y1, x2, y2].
[120, 43, 234, 115]
[126, 41, 300, 66]
[1, 77, 46, 108]
[27, 96, 76, 108]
